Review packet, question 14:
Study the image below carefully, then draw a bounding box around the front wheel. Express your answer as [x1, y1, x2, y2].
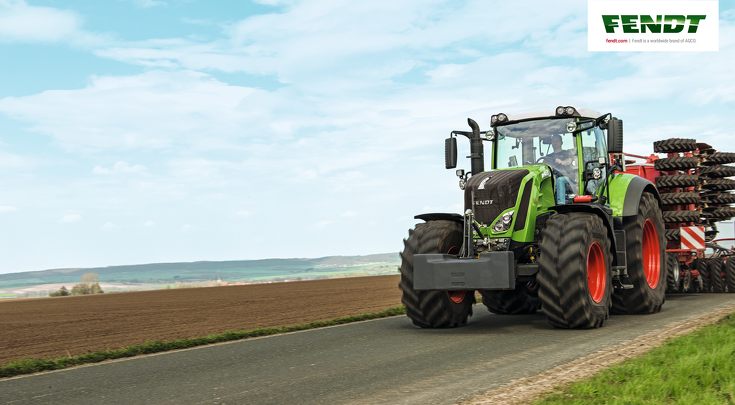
[538, 213, 612, 329]
[398, 220, 474, 328]
[611, 192, 666, 314]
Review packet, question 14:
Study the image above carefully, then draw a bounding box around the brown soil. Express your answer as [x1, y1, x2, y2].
[461, 303, 735, 405]
[0, 275, 402, 365]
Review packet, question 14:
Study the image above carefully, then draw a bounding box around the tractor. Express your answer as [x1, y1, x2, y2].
[399, 106, 666, 329]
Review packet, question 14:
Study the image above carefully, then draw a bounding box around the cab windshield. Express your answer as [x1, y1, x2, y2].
[495, 118, 579, 204]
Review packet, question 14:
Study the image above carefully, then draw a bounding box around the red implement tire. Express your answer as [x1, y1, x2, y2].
[538, 213, 612, 329]
[399, 221, 473, 328]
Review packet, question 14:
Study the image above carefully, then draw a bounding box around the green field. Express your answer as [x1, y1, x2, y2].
[534, 313, 735, 404]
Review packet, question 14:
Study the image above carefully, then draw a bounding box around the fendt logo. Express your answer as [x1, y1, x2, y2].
[602, 15, 706, 34]
[588, 1, 718, 52]
[473, 200, 493, 206]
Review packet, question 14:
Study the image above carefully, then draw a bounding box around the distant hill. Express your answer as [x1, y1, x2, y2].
[0, 253, 401, 290]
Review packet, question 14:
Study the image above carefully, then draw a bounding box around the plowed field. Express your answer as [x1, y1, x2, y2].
[0, 275, 402, 364]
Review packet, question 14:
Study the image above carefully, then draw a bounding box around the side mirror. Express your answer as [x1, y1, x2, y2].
[445, 137, 457, 169]
[607, 118, 623, 154]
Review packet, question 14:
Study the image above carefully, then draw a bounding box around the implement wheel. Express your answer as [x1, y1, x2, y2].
[612, 192, 666, 314]
[710, 258, 725, 293]
[538, 213, 612, 329]
[480, 282, 541, 315]
[693, 259, 709, 293]
[666, 253, 680, 293]
[725, 258, 735, 293]
[398, 220, 473, 328]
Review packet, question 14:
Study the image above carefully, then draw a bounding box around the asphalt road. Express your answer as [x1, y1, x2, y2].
[3, 293, 735, 405]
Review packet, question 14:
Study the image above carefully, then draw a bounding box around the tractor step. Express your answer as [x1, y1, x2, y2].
[612, 265, 634, 289]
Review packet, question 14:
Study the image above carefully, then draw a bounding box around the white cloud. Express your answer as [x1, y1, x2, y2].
[144, 221, 155, 227]
[60, 214, 81, 223]
[340, 211, 356, 217]
[101, 222, 117, 230]
[93, 161, 148, 175]
[181, 224, 192, 232]
[315, 220, 333, 228]
[0, 0, 81, 42]
[0, 205, 18, 212]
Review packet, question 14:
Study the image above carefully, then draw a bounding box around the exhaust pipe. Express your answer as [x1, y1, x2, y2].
[467, 118, 484, 174]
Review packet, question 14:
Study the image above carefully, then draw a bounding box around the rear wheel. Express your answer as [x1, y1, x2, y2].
[725, 258, 735, 293]
[399, 220, 473, 328]
[612, 192, 666, 314]
[666, 253, 680, 293]
[710, 258, 725, 293]
[538, 213, 611, 329]
[480, 282, 541, 315]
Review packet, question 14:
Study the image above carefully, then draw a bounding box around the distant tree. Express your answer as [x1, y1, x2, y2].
[70, 282, 104, 295]
[49, 286, 70, 297]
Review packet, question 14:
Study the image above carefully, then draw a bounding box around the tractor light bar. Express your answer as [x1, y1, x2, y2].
[491, 113, 508, 125]
[555, 106, 577, 117]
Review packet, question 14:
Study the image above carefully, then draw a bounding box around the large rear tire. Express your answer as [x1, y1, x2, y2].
[480, 282, 541, 315]
[399, 221, 473, 328]
[538, 213, 612, 329]
[611, 192, 666, 314]
[710, 258, 725, 293]
[693, 259, 709, 293]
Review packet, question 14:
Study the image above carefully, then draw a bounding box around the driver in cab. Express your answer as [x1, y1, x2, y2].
[544, 134, 576, 205]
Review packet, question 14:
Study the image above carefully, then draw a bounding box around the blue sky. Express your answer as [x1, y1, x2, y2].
[0, 0, 734, 273]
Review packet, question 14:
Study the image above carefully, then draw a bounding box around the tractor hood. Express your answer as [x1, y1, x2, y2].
[464, 169, 529, 226]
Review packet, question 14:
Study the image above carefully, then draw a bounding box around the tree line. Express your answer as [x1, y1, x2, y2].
[49, 273, 104, 297]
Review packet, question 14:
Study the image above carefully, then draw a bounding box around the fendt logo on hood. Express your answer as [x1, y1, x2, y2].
[473, 200, 493, 206]
[602, 15, 706, 34]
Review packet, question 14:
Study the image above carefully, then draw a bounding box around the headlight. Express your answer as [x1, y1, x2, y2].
[556, 106, 565, 115]
[492, 210, 514, 233]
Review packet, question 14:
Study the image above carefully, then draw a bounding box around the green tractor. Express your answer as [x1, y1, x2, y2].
[399, 106, 666, 329]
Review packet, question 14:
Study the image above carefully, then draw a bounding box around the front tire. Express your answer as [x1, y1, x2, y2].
[399, 220, 474, 328]
[612, 192, 666, 314]
[480, 282, 541, 315]
[538, 213, 612, 329]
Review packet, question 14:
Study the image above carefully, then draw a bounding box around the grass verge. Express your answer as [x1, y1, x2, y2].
[534, 312, 735, 404]
[0, 306, 407, 379]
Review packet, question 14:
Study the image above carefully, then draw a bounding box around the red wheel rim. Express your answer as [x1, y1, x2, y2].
[447, 291, 466, 304]
[587, 241, 606, 303]
[642, 218, 661, 289]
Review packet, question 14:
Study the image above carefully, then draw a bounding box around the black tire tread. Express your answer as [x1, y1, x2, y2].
[704, 193, 735, 204]
[702, 179, 735, 191]
[710, 258, 725, 293]
[666, 253, 680, 293]
[654, 138, 697, 153]
[480, 287, 541, 315]
[655, 175, 699, 189]
[611, 192, 666, 314]
[660, 193, 700, 206]
[654, 157, 699, 171]
[695, 259, 710, 293]
[399, 221, 473, 328]
[702, 207, 735, 218]
[702, 153, 735, 165]
[662, 210, 700, 223]
[725, 258, 735, 293]
[538, 213, 611, 329]
[665, 228, 680, 241]
[699, 165, 735, 177]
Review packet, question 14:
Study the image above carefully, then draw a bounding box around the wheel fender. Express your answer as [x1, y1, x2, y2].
[609, 174, 661, 218]
[414, 213, 464, 224]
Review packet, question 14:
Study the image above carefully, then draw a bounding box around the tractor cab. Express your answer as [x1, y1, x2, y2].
[490, 107, 613, 205]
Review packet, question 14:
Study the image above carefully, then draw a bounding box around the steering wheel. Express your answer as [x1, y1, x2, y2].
[537, 155, 552, 164]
